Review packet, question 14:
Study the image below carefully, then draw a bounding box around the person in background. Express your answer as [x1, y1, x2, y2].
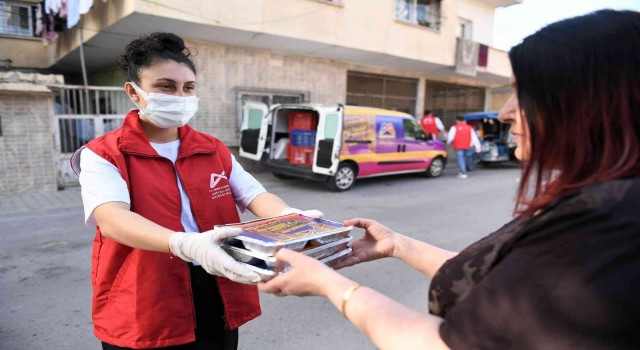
[420, 110, 446, 140]
[258, 10, 640, 350]
[71, 32, 321, 350]
[447, 115, 481, 178]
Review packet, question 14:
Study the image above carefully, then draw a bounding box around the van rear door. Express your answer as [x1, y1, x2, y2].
[239, 101, 270, 161]
[313, 106, 343, 175]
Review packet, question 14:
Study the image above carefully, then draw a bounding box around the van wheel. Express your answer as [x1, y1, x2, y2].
[327, 163, 356, 191]
[426, 157, 444, 178]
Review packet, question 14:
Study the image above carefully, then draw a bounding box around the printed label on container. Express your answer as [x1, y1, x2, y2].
[223, 214, 352, 246]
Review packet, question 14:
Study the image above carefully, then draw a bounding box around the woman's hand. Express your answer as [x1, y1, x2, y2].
[333, 218, 399, 269]
[258, 248, 338, 297]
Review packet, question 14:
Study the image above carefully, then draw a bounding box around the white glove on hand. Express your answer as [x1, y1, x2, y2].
[280, 207, 324, 219]
[169, 227, 261, 284]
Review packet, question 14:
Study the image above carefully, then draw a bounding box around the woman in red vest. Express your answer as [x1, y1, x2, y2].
[72, 33, 321, 349]
[259, 10, 640, 349]
[420, 110, 445, 140]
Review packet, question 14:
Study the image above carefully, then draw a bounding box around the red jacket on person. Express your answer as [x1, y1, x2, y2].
[452, 122, 474, 150]
[421, 114, 439, 137]
[74, 111, 260, 348]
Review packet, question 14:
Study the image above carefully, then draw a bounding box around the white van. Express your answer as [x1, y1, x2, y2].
[239, 103, 448, 191]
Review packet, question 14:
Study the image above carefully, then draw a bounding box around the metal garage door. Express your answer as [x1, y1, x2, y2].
[346, 72, 418, 116]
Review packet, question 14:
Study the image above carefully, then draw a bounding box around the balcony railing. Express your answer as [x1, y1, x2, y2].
[49, 85, 132, 153]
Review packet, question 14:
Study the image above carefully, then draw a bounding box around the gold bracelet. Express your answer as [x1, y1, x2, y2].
[341, 284, 363, 319]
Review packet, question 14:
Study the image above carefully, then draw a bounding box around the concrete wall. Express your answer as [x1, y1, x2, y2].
[185, 38, 505, 144]
[188, 40, 346, 145]
[131, 0, 459, 68]
[55, 0, 512, 72]
[0, 91, 57, 194]
[0, 37, 55, 69]
[485, 46, 512, 78]
[491, 90, 510, 111]
[457, 0, 496, 45]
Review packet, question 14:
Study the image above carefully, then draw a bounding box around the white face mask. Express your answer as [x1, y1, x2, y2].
[127, 82, 199, 128]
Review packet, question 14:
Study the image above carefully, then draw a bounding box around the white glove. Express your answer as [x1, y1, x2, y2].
[280, 207, 324, 219]
[169, 227, 261, 284]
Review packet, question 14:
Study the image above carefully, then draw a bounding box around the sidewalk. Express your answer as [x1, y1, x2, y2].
[0, 187, 83, 217]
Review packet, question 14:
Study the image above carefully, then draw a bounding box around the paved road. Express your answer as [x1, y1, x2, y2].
[0, 164, 520, 350]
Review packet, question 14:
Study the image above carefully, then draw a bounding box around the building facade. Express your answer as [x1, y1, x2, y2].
[1, 0, 519, 193]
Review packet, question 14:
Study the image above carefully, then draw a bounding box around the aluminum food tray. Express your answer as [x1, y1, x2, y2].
[300, 237, 352, 260]
[246, 247, 352, 281]
[310, 230, 352, 245]
[223, 237, 352, 271]
[223, 214, 353, 255]
[238, 227, 352, 255]
[241, 239, 308, 254]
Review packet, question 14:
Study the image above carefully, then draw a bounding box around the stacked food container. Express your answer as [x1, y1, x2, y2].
[288, 111, 317, 166]
[222, 214, 353, 280]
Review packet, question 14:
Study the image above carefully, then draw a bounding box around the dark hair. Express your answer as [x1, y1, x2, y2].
[455, 115, 464, 121]
[510, 10, 640, 217]
[118, 32, 197, 83]
[424, 110, 432, 115]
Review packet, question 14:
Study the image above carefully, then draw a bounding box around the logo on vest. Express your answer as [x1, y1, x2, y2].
[210, 171, 227, 188]
[209, 171, 232, 200]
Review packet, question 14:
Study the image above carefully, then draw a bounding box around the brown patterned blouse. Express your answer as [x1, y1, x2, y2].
[429, 178, 640, 350]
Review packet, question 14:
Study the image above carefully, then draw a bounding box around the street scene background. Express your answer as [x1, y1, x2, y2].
[2, 1, 640, 349]
[0, 163, 519, 349]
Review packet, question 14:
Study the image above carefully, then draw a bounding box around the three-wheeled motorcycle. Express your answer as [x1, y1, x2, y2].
[463, 112, 517, 165]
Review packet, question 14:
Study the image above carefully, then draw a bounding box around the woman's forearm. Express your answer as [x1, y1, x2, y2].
[93, 202, 174, 252]
[392, 234, 458, 278]
[246, 192, 289, 218]
[322, 273, 449, 350]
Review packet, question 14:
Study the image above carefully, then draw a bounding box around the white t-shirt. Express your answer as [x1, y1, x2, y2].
[78, 140, 266, 231]
[434, 117, 445, 131]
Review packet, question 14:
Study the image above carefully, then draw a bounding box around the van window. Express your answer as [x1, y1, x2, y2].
[247, 108, 263, 129]
[324, 113, 340, 139]
[403, 119, 418, 140]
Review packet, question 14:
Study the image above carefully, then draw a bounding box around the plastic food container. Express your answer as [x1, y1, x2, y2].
[222, 214, 353, 255]
[245, 248, 352, 281]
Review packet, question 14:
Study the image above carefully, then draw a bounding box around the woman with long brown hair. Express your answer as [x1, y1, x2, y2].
[259, 10, 640, 349]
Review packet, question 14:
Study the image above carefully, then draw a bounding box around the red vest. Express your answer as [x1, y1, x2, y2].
[420, 115, 439, 137]
[77, 111, 260, 348]
[452, 122, 473, 150]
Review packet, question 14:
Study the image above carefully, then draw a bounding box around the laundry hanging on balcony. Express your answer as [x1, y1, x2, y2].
[455, 38, 480, 77]
[38, 0, 99, 45]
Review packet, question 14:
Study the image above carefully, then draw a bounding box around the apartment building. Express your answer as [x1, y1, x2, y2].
[0, 0, 520, 193]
